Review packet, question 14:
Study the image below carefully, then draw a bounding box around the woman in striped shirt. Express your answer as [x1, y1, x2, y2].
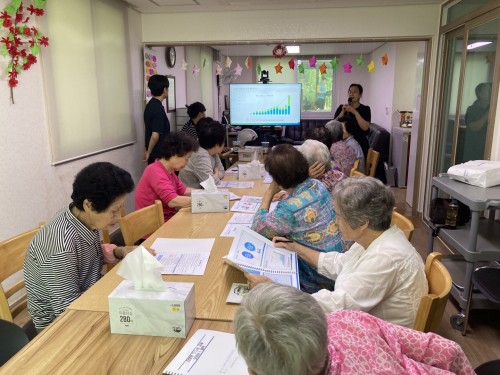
[23, 162, 136, 331]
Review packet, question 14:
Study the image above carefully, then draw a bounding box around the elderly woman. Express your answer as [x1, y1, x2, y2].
[248, 176, 428, 327]
[325, 120, 357, 176]
[251, 144, 344, 293]
[179, 119, 226, 188]
[135, 131, 198, 222]
[24, 162, 137, 331]
[235, 283, 475, 375]
[298, 139, 346, 194]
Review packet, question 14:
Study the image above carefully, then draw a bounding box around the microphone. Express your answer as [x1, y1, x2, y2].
[348, 98, 352, 105]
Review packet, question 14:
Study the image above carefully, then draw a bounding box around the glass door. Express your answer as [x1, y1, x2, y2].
[435, 17, 499, 174]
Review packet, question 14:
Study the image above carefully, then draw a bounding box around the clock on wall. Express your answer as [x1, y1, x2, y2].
[166, 46, 176, 68]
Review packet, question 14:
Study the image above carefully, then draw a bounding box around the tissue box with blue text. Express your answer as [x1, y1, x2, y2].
[191, 189, 230, 213]
[108, 280, 195, 337]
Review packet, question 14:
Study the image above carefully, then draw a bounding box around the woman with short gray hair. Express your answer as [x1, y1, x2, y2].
[234, 283, 475, 375]
[246, 176, 428, 328]
[298, 139, 345, 193]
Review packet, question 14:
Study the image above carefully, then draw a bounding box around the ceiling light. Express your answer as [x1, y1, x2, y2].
[467, 41, 492, 50]
[286, 45, 300, 54]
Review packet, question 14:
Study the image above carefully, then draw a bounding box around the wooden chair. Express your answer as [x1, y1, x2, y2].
[349, 159, 361, 177]
[350, 169, 365, 177]
[118, 200, 164, 246]
[413, 252, 452, 333]
[0, 223, 44, 328]
[365, 148, 380, 177]
[391, 211, 415, 241]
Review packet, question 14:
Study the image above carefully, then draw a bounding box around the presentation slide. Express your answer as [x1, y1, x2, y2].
[230, 84, 301, 126]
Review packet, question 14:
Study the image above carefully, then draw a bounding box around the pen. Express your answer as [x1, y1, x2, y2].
[275, 239, 293, 243]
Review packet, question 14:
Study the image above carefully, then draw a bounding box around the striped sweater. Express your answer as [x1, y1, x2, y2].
[23, 205, 103, 329]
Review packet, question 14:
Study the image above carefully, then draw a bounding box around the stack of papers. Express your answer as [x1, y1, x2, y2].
[220, 213, 255, 237]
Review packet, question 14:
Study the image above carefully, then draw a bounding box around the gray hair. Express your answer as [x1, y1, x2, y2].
[298, 139, 332, 170]
[234, 283, 328, 375]
[325, 120, 344, 142]
[333, 176, 395, 231]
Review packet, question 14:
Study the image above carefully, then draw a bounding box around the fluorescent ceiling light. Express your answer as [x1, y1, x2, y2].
[286, 45, 300, 54]
[467, 41, 492, 50]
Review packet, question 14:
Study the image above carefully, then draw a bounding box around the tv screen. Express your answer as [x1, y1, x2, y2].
[229, 83, 301, 126]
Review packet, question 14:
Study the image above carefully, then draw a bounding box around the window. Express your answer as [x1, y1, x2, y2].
[297, 59, 334, 117]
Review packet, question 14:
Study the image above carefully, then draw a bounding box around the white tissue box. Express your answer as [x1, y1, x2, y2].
[108, 280, 195, 337]
[191, 189, 230, 213]
[238, 163, 265, 180]
[238, 146, 263, 162]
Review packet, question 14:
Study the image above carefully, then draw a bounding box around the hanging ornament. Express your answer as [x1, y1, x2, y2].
[288, 57, 295, 70]
[298, 62, 305, 74]
[202, 57, 208, 68]
[330, 57, 339, 70]
[235, 63, 243, 76]
[192, 64, 200, 76]
[319, 63, 327, 74]
[225, 56, 232, 68]
[367, 60, 375, 73]
[181, 60, 189, 70]
[257, 63, 262, 76]
[272, 44, 287, 59]
[356, 54, 363, 66]
[245, 57, 251, 69]
[275, 62, 283, 74]
[382, 54, 389, 66]
[309, 56, 317, 68]
[343, 62, 352, 73]
[215, 63, 222, 75]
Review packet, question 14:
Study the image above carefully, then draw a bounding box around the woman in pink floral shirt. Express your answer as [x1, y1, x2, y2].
[235, 283, 475, 375]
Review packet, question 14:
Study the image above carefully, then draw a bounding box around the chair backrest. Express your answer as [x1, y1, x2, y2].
[0, 223, 44, 322]
[118, 200, 164, 246]
[350, 169, 365, 177]
[101, 206, 126, 244]
[413, 252, 452, 333]
[349, 159, 361, 177]
[0, 319, 29, 366]
[391, 211, 415, 241]
[365, 148, 380, 177]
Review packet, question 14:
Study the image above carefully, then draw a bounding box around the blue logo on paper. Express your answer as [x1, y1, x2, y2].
[242, 251, 254, 259]
[244, 242, 256, 251]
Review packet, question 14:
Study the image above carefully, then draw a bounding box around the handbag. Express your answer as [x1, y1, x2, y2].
[429, 198, 471, 227]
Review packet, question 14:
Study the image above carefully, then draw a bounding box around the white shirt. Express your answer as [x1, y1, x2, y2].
[313, 225, 428, 327]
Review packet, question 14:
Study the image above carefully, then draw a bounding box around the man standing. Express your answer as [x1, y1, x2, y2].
[143, 75, 170, 164]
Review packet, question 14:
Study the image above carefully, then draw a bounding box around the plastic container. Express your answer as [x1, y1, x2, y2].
[445, 199, 459, 228]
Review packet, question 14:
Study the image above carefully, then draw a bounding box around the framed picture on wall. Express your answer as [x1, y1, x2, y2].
[167, 75, 176, 112]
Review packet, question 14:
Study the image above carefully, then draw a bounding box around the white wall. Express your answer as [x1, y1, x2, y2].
[0, 4, 145, 239]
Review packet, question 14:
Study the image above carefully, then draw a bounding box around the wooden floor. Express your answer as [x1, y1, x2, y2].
[392, 187, 500, 369]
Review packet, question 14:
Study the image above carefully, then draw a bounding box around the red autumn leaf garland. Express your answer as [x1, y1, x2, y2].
[1, 0, 48, 89]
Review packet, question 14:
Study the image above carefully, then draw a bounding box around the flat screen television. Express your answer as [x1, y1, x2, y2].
[229, 83, 301, 126]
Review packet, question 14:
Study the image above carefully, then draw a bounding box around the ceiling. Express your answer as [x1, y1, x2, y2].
[124, 0, 445, 14]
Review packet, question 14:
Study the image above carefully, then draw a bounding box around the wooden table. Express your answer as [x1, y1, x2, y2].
[68, 173, 269, 322]
[0, 309, 233, 375]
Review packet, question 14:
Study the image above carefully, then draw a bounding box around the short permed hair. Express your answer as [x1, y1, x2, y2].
[333, 176, 395, 231]
[159, 131, 199, 160]
[234, 283, 328, 375]
[197, 120, 226, 149]
[265, 144, 309, 189]
[71, 162, 134, 213]
[325, 120, 344, 143]
[147, 75, 169, 96]
[298, 139, 331, 170]
[304, 126, 333, 149]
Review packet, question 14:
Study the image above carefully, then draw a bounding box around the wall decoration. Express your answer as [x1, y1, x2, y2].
[382, 53, 389, 65]
[330, 57, 338, 70]
[272, 44, 286, 59]
[367, 60, 375, 73]
[288, 57, 295, 70]
[343, 62, 352, 73]
[274, 62, 283, 74]
[1, 0, 49, 103]
[166, 75, 175, 112]
[356, 54, 364, 66]
[308, 56, 317, 68]
[143, 47, 157, 102]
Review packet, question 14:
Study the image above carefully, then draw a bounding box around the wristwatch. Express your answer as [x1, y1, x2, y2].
[166, 46, 176, 68]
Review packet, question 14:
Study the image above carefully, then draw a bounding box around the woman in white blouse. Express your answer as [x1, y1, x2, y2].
[246, 176, 428, 327]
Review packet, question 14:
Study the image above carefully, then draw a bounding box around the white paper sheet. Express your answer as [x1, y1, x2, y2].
[218, 181, 254, 189]
[220, 223, 252, 237]
[230, 196, 263, 213]
[228, 213, 255, 224]
[151, 238, 215, 275]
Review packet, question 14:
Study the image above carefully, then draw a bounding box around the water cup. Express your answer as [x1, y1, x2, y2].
[261, 141, 270, 153]
[232, 141, 241, 151]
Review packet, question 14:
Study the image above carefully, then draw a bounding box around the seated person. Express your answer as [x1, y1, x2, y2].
[304, 125, 334, 150]
[251, 144, 344, 294]
[135, 131, 198, 222]
[179, 119, 226, 188]
[338, 116, 365, 173]
[325, 120, 357, 176]
[181, 101, 206, 140]
[24, 162, 138, 331]
[298, 139, 346, 194]
[235, 283, 475, 375]
[247, 176, 428, 327]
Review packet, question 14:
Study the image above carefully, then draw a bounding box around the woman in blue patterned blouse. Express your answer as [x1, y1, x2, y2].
[251, 144, 345, 293]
